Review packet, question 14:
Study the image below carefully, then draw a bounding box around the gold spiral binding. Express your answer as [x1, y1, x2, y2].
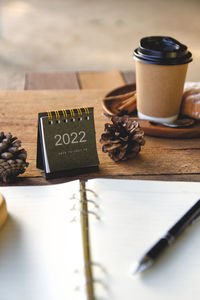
[85, 262, 107, 274]
[83, 107, 90, 115]
[70, 189, 99, 210]
[85, 278, 108, 291]
[74, 278, 108, 296]
[70, 211, 100, 224]
[77, 107, 82, 117]
[80, 209, 100, 220]
[54, 110, 60, 122]
[70, 200, 99, 210]
[47, 107, 90, 124]
[62, 109, 67, 119]
[62, 109, 68, 122]
[79, 180, 95, 299]
[74, 270, 108, 295]
[79, 199, 99, 208]
[70, 209, 100, 221]
[70, 180, 105, 299]
[84, 263, 108, 294]
[83, 107, 90, 120]
[47, 111, 53, 122]
[79, 188, 98, 198]
[70, 109, 75, 118]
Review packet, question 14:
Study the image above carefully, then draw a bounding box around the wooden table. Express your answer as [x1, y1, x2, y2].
[0, 70, 200, 186]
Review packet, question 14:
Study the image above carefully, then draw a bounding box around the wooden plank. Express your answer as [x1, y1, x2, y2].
[0, 90, 200, 186]
[24, 72, 80, 90]
[121, 71, 136, 84]
[78, 70, 125, 89]
[0, 73, 25, 90]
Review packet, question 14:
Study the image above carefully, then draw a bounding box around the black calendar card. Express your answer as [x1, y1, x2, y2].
[36, 107, 99, 179]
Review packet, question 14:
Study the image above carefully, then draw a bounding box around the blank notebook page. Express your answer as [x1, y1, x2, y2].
[0, 181, 87, 300]
[87, 179, 200, 300]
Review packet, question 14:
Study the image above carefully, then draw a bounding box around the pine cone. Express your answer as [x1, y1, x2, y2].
[0, 132, 29, 183]
[100, 115, 145, 162]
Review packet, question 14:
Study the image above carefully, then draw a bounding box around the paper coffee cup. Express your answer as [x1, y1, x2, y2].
[133, 36, 192, 123]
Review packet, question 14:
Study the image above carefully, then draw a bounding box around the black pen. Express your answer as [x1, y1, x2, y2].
[133, 199, 200, 275]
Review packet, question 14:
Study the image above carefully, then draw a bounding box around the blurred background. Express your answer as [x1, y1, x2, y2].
[0, 0, 200, 81]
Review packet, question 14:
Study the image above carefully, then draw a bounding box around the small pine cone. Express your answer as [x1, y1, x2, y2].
[100, 115, 145, 162]
[0, 132, 29, 183]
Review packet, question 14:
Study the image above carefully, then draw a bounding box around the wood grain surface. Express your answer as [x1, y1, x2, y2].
[0, 70, 199, 185]
[0, 89, 200, 185]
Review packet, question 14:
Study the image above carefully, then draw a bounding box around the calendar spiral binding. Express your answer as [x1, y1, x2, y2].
[70, 180, 108, 299]
[47, 107, 90, 124]
[70, 187, 100, 223]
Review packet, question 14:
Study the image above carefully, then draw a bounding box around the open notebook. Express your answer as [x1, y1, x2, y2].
[0, 179, 200, 300]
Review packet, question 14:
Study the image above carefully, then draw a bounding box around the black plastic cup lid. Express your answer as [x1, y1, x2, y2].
[134, 36, 192, 65]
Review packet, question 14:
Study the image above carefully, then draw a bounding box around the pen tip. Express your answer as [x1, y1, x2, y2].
[132, 263, 144, 275]
[132, 256, 154, 275]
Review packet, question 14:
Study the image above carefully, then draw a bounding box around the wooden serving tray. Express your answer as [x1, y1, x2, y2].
[103, 84, 200, 139]
[138, 119, 200, 139]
